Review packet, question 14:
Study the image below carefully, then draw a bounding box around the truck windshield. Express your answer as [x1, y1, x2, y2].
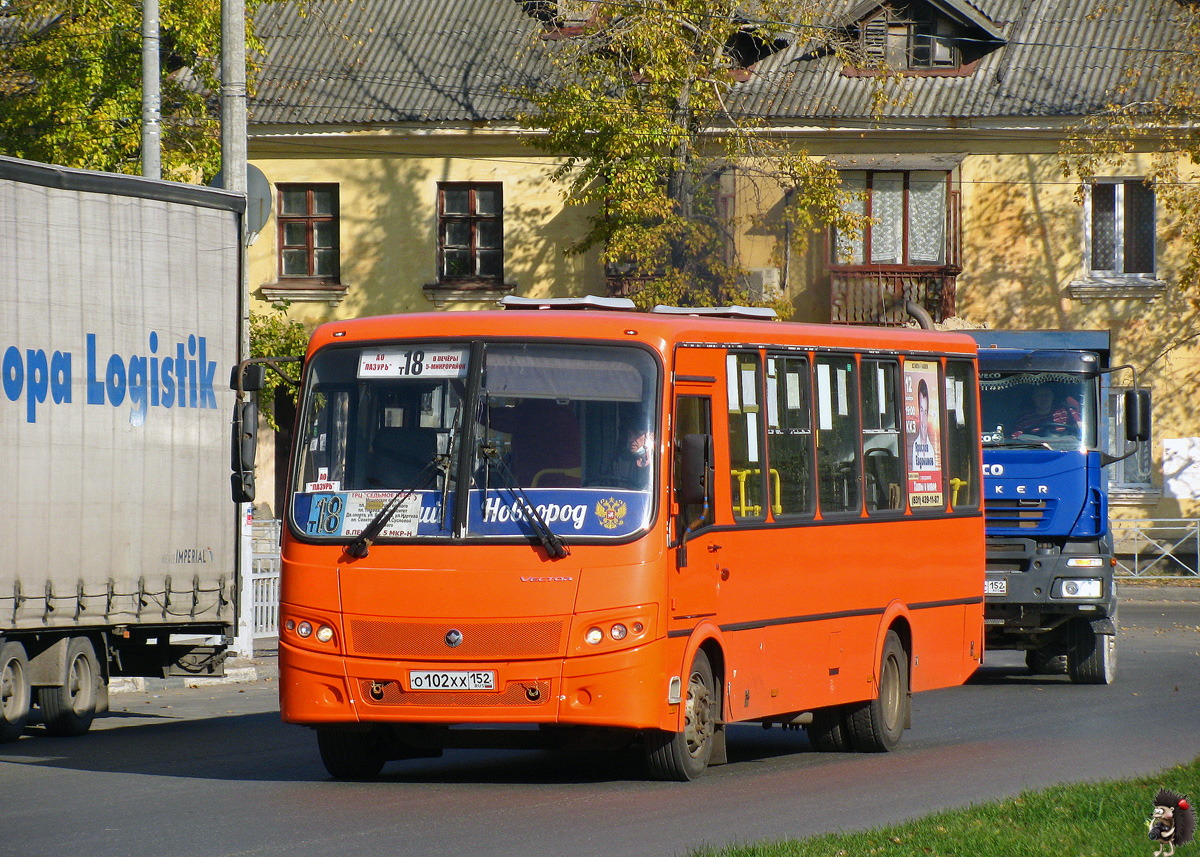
[979, 372, 1098, 450]
[289, 341, 659, 543]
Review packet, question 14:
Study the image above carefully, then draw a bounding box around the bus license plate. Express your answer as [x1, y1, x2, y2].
[409, 670, 496, 691]
[984, 579, 1007, 596]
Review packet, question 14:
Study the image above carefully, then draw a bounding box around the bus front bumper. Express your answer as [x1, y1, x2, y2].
[278, 638, 674, 731]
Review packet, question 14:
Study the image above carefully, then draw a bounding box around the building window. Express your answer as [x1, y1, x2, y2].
[438, 183, 503, 283]
[834, 171, 952, 266]
[1108, 386, 1153, 491]
[1087, 179, 1155, 277]
[277, 184, 339, 280]
[859, 6, 960, 69]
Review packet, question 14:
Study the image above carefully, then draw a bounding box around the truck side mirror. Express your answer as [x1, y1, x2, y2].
[230, 362, 266, 393]
[231, 399, 258, 503]
[678, 433, 712, 507]
[1124, 389, 1151, 442]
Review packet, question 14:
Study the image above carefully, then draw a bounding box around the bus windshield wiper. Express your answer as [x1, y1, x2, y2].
[345, 463, 438, 559]
[479, 443, 570, 560]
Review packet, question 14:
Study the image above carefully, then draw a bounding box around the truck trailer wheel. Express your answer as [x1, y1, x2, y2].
[37, 636, 101, 737]
[317, 728, 386, 779]
[1066, 619, 1116, 685]
[1, 641, 32, 743]
[845, 630, 908, 752]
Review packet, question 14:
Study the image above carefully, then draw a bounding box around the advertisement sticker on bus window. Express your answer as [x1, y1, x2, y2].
[292, 488, 651, 540]
[358, 348, 469, 379]
[299, 491, 423, 538]
[904, 361, 944, 508]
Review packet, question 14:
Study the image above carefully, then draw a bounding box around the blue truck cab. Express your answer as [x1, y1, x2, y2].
[968, 331, 1149, 684]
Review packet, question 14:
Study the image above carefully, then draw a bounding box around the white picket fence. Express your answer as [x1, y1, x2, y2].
[250, 518, 282, 638]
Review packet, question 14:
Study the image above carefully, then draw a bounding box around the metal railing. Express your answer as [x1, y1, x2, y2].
[1112, 518, 1200, 579]
[250, 518, 282, 639]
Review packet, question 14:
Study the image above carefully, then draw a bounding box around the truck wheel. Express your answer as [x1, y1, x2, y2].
[317, 728, 386, 779]
[1066, 619, 1116, 685]
[1, 641, 32, 743]
[806, 705, 853, 751]
[645, 649, 717, 781]
[37, 636, 101, 737]
[846, 630, 908, 752]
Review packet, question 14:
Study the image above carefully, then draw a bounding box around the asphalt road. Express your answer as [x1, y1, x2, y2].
[3, 599, 1198, 857]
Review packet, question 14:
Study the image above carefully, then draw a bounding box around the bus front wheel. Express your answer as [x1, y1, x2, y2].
[846, 630, 908, 752]
[645, 649, 718, 781]
[317, 727, 386, 779]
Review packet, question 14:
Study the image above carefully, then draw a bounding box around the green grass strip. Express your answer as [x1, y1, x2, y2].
[691, 756, 1200, 857]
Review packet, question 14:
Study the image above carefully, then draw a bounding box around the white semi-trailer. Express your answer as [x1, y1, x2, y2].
[0, 155, 244, 740]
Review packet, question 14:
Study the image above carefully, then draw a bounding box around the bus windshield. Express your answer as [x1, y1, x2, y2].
[290, 341, 659, 543]
[979, 371, 1098, 450]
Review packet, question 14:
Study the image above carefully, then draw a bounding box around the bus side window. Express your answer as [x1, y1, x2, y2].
[766, 355, 814, 517]
[862, 359, 903, 512]
[727, 352, 766, 520]
[945, 359, 980, 509]
[674, 395, 713, 530]
[815, 355, 861, 515]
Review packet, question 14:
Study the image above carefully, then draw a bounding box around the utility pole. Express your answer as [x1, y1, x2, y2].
[141, 0, 161, 179]
[221, 0, 248, 203]
[221, 0, 254, 660]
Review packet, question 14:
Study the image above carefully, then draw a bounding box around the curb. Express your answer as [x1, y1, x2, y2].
[109, 658, 277, 694]
[1117, 584, 1200, 604]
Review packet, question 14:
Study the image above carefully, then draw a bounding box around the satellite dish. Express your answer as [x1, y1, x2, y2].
[211, 163, 272, 245]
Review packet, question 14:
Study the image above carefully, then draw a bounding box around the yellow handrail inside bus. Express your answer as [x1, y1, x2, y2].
[731, 468, 783, 517]
[950, 477, 968, 506]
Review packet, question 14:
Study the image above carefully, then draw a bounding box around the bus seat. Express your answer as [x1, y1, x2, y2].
[865, 447, 900, 511]
[532, 467, 582, 488]
[368, 427, 438, 487]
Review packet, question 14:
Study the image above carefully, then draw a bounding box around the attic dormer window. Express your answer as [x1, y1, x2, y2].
[860, 6, 959, 69]
[846, 0, 1004, 76]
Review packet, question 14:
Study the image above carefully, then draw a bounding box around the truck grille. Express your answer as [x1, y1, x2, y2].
[348, 618, 565, 659]
[984, 499, 1052, 529]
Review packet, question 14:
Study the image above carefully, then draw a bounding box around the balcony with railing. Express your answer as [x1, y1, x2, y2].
[829, 183, 962, 326]
[830, 266, 960, 325]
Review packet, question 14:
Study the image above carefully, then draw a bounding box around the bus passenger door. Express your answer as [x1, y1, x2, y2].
[670, 350, 721, 626]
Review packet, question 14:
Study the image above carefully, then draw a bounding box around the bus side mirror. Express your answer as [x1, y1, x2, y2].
[231, 398, 258, 503]
[1124, 389, 1151, 442]
[679, 433, 712, 506]
[230, 362, 266, 393]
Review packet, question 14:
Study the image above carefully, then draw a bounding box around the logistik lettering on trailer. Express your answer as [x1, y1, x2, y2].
[2, 332, 218, 423]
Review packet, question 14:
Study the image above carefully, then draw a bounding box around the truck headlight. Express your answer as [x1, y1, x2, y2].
[1066, 557, 1104, 568]
[1058, 578, 1102, 599]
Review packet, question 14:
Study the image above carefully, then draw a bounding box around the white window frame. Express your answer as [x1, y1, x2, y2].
[1084, 178, 1156, 279]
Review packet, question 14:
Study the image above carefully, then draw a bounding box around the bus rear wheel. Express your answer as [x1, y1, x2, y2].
[645, 649, 717, 781]
[317, 727, 386, 779]
[1, 641, 32, 743]
[846, 630, 908, 752]
[37, 636, 100, 737]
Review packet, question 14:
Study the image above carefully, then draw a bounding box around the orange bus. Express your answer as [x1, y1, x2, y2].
[244, 297, 984, 780]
